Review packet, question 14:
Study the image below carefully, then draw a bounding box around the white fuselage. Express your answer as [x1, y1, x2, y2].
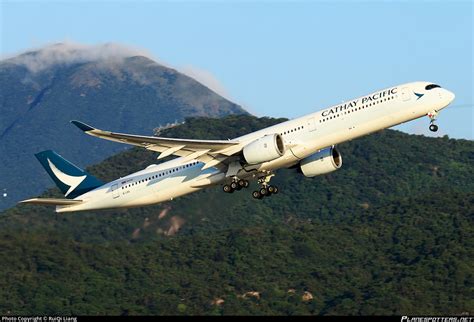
[56, 81, 455, 213]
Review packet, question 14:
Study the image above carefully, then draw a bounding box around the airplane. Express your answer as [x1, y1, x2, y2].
[20, 81, 455, 213]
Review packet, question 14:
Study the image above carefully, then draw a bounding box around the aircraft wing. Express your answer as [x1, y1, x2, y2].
[71, 120, 244, 170]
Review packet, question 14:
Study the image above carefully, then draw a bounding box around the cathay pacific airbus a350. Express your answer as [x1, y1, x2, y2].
[20, 82, 455, 212]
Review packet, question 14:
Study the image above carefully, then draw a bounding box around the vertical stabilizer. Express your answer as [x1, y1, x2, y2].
[35, 150, 103, 199]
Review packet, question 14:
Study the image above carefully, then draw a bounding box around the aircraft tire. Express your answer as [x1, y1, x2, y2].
[223, 185, 233, 193]
[252, 191, 262, 199]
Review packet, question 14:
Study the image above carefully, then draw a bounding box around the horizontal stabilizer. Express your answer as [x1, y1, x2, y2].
[19, 198, 83, 206]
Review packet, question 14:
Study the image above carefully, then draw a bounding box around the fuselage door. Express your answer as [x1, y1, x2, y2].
[307, 117, 317, 132]
[111, 183, 120, 199]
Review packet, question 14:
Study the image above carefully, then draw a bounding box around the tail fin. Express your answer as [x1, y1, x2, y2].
[35, 150, 103, 199]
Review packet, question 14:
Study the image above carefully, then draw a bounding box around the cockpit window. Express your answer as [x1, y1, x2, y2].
[425, 84, 441, 90]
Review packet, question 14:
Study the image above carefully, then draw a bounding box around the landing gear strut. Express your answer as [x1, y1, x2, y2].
[427, 111, 439, 132]
[252, 173, 279, 200]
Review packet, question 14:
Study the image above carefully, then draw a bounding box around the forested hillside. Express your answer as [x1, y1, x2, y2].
[1, 115, 473, 315]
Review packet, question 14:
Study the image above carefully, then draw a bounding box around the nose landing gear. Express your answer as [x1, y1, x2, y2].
[427, 111, 439, 132]
[429, 124, 439, 132]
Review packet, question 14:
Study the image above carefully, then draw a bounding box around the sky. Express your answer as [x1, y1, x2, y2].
[1, 0, 473, 139]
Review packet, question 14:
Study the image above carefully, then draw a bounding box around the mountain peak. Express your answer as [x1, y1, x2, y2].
[3, 42, 154, 73]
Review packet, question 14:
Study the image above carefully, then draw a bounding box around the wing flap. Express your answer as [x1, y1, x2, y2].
[158, 145, 186, 159]
[19, 198, 83, 206]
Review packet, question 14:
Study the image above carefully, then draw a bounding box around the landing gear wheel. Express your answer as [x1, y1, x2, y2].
[252, 191, 262, 199]
[429, 124, 438, 132]
[259, 187, 268, 196]
[230, 181, 239, 190]
[223, 185, 233, 193]
[238, 179, 248, 189]
[268, 185, 278, 194]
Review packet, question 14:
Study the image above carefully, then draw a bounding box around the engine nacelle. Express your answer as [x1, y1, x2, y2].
[300, 146, 342, 177]
[243, 134, 285, 165]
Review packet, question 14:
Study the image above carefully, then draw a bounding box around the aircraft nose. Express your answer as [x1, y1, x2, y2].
[446, 90, 455, 103]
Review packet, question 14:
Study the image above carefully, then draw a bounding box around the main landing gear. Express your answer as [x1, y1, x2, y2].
[251, 174, 279, 200]
[427, 111, 439, 132]
[222, 178, 250, 193]
[251, 185, 279, 200]
[222, 173, 280, 200]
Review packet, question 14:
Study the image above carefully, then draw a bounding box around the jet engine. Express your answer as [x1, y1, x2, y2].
[299, 146, 342, 177]
[243, 134, 285, 165]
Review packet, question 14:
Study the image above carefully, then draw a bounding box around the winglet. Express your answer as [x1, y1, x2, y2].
[70, 120, 96, 132]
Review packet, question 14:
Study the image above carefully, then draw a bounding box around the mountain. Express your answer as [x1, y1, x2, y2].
[1, 115, 473, 315]
[0, 43, 246, 210]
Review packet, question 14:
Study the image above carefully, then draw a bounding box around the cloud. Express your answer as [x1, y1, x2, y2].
[2, 41, 239, 104]
[179, 65, 232, 101]
[3, 41, 155, 73]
